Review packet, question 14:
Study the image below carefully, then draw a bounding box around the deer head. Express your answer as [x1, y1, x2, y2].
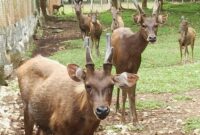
[111, 7, 121, 27]
[73, 0, 83, 15]
[67, 35, 139, 120]
[132, 0, 168, 43]
[89, 10, 99, 24]
[179, 17, 189, 43]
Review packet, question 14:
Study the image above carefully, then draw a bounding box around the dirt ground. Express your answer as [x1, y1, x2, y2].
[32, 18, 81, 56]
[0, 18, 200, 135]
[1, 80, 200, 135]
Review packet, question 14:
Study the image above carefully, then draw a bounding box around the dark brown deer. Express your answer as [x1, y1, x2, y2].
[178, 18, 196, 63]
[74, 1, 91, 39]
[111, 6, 124, 31]
[53, 4, 64, 13]
[111, 0, 167, 125]
[17, 35, 138, 135]
[89, 11, 102, 57]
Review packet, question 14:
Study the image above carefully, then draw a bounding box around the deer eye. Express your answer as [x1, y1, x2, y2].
[142, 24, 147, 28]
[154, 24, 158, 28]
[85, 85, 92, 92]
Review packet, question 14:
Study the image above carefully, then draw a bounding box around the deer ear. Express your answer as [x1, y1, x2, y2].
[113, 72, 139, 89]
[157, 14, 168, 24]
[132, 14, 144, 24]
[67, 64, 85, 82]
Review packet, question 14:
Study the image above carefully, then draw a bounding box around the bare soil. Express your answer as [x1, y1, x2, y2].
[32, 18, 81, 56]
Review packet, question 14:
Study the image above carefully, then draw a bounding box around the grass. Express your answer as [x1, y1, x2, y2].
[173, 95, 192, 101]
[184, 117, 200, 133]
[124, 99, 165, 110]
[137, 100, 166, 110]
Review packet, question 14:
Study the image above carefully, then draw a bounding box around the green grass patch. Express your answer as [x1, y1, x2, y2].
[173, 95, 192, 101]
[184, 117, 200, 133]
[124, 99, 165, 110]
[138, 62, 200, 93]
[137, 100, 166, 110]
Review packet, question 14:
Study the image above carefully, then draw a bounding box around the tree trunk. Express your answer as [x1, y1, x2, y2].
[40, 0, 47, 17]
[159, 0, 163, 11]
[142, 0, 147, 9]
[112, 0, 118, 8]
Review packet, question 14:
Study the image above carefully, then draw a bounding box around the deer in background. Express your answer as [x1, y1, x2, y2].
[178, 18, 196, 63]
[17, 34, 138, 135]
[74, 1, 91, 39]
[111, 0, 167, 125]
[89, 11, 102, 57]
[53, 4, 64, 13]
[111, 6, 124, 31]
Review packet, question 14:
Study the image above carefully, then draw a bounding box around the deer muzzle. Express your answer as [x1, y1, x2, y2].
[95, 106, 110, 120]
[147, 35, 157, 43]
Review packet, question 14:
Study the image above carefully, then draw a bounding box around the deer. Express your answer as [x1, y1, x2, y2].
[111, 0, 167, 125]
[111, 6, 124, 32]
[17, 34, 138, 135]
[74, 1, 91, 39]
[178, 18, 196, 63]
[53, 4, 64, 13]
[89, 11, 102, 57]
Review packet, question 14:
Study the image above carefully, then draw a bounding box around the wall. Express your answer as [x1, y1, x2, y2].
[0, 0, 38, 85]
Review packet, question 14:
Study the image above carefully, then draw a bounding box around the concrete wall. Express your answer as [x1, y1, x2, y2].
[0, 0, 38, 85]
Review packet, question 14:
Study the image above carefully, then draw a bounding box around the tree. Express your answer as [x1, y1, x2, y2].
[142, 0, 147, 9]
[112, 0, 119, 8]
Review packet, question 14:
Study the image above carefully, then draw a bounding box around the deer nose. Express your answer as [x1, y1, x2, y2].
[148, 36, 157, 43]
[95, 106, 110, 120]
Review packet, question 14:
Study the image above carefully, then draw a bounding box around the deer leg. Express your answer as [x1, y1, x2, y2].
[191, 41, 194, 61]
[185, 45, 189, 61]
[127, 85, 138, 125]
[179, 44, 183, 63]
[90, 38, 94, 54]
[116, 88, 120, 113]
[81, 31, 85, 40]
[96, 39, 100, 57]
[24, 104, 34, 135]
[121, 89, 127, 123]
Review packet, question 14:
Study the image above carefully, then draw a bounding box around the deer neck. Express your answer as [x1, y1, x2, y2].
[131, 30, 149, 54]
[76, 11, 83, 22]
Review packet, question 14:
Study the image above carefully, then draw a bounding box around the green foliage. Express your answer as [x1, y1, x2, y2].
[184, 117, 200, 133]
[164, 2, 200, 13]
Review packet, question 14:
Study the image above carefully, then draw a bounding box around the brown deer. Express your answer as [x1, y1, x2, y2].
[89, 11, 102, 57]
[178, 18, 196, 63]
[17, 35, 138, 135]
[111, 0, 167, 125]
[111, 6, 124, 31]
[53, 4, 64, 13]
[74, 1, 91, 39]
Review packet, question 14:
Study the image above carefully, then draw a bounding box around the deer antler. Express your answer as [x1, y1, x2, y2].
[104, 33, 113, 74]
[104, 33, 113, 64]
[85, 37, 94, 72]
[132, 0, 145, 15]
[152, 0, 160, 16]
